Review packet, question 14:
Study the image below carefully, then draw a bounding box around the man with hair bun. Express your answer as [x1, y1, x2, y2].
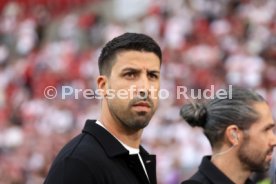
[180, 87, 276, 184]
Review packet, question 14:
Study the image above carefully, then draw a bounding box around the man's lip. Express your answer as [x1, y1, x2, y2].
[267, 154, 273, 161]
[266, 150, 273, 159]
[133, 102, 150, 107]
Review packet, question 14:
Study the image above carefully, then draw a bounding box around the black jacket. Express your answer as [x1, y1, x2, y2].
[44, 120, 156, 184]
[181, 156, 254, 184]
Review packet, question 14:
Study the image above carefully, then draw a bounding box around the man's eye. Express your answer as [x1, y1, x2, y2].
[148, 73, 159, 80]
[124, 73, 136, 79]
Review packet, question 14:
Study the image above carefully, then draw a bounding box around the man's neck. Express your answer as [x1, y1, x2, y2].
[211, 154, 251, 184]
[99, 116, 142, 148]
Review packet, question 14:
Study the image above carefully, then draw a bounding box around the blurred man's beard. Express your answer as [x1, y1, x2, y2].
[238, 137, 271, 172]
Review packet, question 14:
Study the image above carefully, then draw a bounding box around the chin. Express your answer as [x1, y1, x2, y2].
[132, 119, 150, 130]
[252, 165, 269, 172]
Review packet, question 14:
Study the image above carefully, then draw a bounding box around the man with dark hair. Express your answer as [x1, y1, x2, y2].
[180, 87, 276, 184]
[44, 33, 162, 184]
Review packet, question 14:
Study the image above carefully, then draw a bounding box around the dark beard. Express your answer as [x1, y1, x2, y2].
[108, 101, 154, 131]
[238, 137, 270, 172]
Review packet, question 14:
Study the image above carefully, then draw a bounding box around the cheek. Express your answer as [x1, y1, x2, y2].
[109, 81, 133, 97]
[246, 136, 267, 152]
[151, 90, 160, 108]
[149, 83, 160, 95]
[109, 97, 129, 110]
[255, 134, 269, 146]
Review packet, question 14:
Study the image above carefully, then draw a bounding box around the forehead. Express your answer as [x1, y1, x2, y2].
[249, 102, 274, 130]
[112, 50, 161, 71]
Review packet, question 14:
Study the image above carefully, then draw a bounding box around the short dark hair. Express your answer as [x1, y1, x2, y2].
[180, 87, 265, 148]
[98, 33, 162, 76]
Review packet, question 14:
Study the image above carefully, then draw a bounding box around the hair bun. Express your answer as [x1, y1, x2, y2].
[180, 102, 208, 128]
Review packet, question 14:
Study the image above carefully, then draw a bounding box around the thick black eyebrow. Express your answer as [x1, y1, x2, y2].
[147, 70, 160, 75]
[121, 68, 160, 74]
[121, 68, 141, 74]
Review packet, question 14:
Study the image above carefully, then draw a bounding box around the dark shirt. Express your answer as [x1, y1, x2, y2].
[181, 156, 255, 184]
[44, 120, 156, 184]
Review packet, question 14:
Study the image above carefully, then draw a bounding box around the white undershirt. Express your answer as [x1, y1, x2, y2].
[96, 120, 149, 180]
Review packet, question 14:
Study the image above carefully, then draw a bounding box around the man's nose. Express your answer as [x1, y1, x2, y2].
[271, 133, 276, 147]
[137, 74, 150, 92]
[136, 74, 150, 99]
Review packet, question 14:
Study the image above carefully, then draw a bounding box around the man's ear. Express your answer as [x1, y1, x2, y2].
[225, 125, 239, 146]
[97, 75, 108, 97]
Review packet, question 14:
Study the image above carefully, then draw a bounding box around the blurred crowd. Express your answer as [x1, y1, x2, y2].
[0, 0, 275, 183]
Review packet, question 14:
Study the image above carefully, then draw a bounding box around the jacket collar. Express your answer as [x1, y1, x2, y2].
[82, 119, 157, 184]
[199, 156, 254, 184]
[82, 119, 129, 157]
[82, 119, 154, 158]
